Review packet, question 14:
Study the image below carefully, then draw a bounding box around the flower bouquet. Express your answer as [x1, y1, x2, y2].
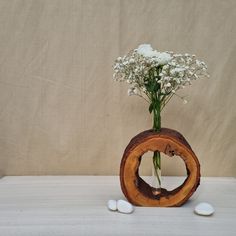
[113, 44, 209, 206]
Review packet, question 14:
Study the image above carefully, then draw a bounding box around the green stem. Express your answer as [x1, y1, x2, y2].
[151, 93, 162, 191]
[153, 151, 161, 187]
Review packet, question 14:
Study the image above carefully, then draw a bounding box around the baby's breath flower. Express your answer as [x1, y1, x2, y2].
[113, 44, 209, 108]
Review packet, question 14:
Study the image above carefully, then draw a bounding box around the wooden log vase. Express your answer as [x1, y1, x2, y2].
[120, 128, 200, 207]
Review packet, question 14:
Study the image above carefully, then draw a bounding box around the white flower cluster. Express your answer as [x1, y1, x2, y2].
[113, 44, 209, 106]
[159, 53, 209, 94]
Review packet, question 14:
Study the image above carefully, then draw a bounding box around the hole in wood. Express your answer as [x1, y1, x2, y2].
[139, 151, 187, 191]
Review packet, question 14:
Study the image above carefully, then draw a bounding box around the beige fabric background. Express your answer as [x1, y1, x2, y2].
[0, 0, 235, 176]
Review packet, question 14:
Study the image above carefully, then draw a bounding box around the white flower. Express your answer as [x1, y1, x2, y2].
[129, 58, 135, 63]
[136, 44, 160, 58]
[113, 43, 209, 108]
[157, 52, 172, 65]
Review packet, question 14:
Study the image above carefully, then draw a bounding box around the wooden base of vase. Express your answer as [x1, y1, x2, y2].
[120, 128, 200, 207]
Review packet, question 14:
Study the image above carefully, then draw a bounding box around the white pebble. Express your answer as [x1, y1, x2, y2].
[117, 200, 134, 214]
[107, 200, 117, 211]
[194, 202, 215, 216]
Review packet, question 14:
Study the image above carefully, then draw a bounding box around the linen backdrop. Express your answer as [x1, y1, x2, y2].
[0, 0, 235, 176]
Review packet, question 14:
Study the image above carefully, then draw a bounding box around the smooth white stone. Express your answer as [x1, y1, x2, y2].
[194, 202, 215, 216]
[107, 200, 117, 211]
[117, 200, 134, 214]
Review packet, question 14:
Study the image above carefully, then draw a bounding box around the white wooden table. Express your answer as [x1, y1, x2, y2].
[0, 176, 235, 236]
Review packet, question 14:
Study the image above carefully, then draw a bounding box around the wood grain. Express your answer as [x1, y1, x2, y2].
[120, 128, 200, 207]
